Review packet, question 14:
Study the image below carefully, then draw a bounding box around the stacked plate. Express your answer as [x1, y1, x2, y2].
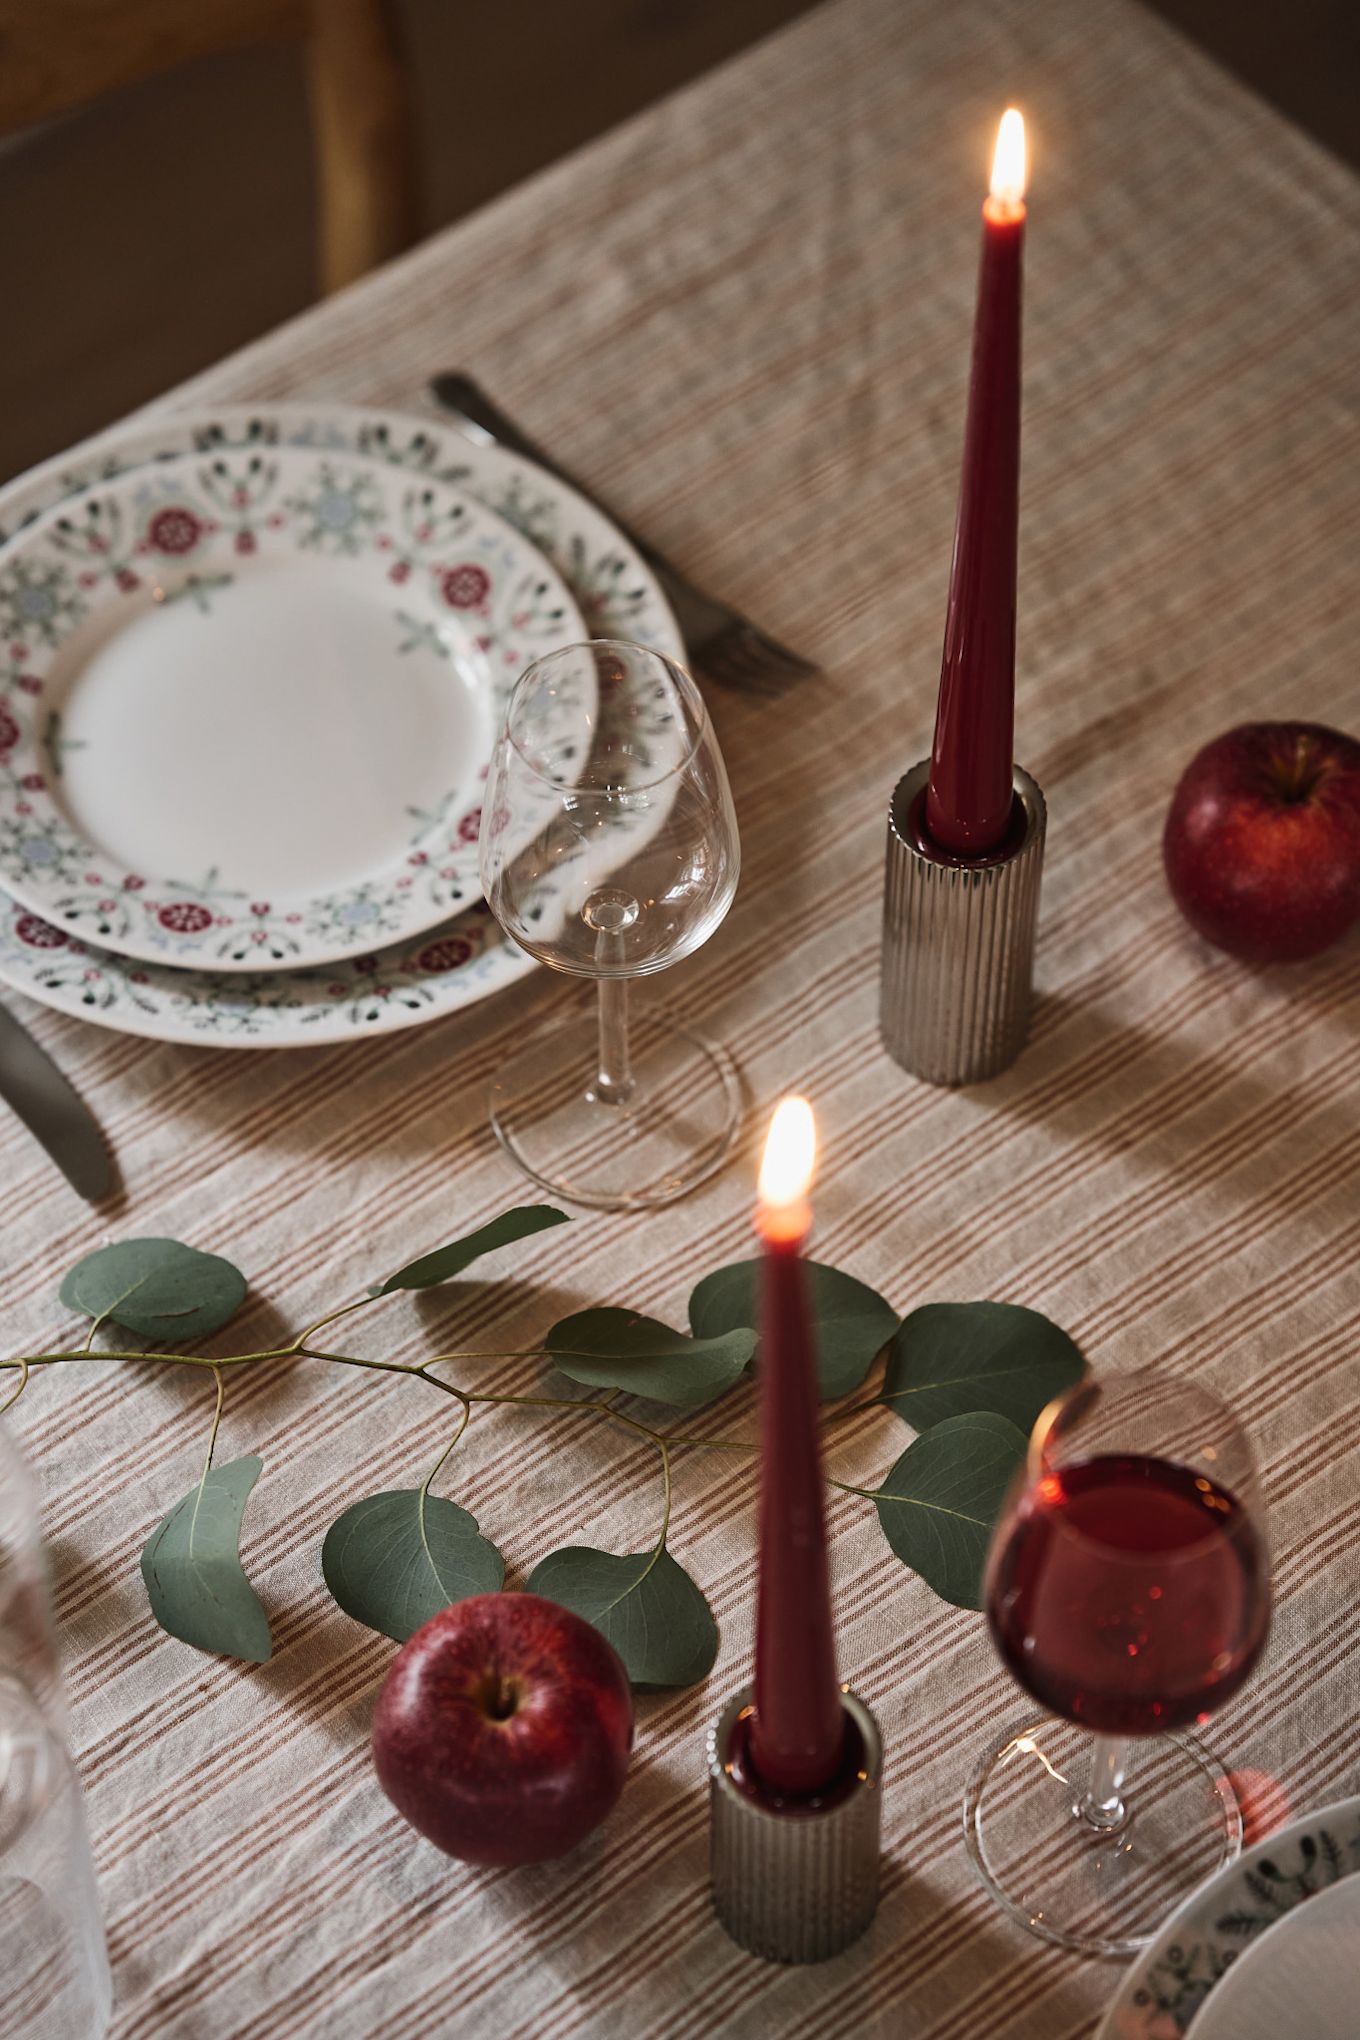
[0, 404, 683, 1047]
[1097, 1792, 1360, 2040]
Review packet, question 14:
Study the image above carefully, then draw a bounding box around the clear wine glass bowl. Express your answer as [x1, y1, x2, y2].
[479, 641, 741, 1208]
[963, 1370, 1272, 1957]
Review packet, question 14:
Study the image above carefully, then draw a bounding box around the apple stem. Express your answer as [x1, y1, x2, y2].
[480, 1671, 520, 1721]
[1275, 731, 1325, 804]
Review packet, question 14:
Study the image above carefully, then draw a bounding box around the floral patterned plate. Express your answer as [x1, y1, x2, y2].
[0, 894, 532, 1048]
[1096, 1794, 1360, 2040]
[1185, 1874, 1360, 2040]
[0, 402, 683, 1047]
[0, 446, 587, 971]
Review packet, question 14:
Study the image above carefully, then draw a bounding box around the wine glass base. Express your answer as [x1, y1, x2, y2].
[488, 1006, 741, 1210]
[962, 1714, 1242, 1957]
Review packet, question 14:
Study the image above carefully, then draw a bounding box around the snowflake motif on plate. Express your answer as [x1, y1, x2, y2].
[0, 559, 86, 650]
[286, 461, 386, 555]
[297, 881, 413, 948]
[0, 812, 90, 888]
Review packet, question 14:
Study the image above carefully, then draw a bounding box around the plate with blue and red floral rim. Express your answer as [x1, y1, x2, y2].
[0, 444, 589, 972]
[1096, 1793, 1360, 2040]
[0, 401, 684, 1046]
[0, 894, 538, 1048]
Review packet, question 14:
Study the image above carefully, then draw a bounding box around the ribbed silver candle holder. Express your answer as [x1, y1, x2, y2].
[707, 1687, 883, 1964]
[880, 759, 1046, 1087]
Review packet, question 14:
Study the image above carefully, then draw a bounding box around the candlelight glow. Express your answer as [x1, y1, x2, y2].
[759, 1096, 817, 1212]
[989, 107, 1027, 211]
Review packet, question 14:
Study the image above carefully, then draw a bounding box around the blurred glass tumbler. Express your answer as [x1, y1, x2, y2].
[0, 1422, 111, 2039]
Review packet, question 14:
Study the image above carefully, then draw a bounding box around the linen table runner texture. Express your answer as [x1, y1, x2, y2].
[5, 0, 1359, 2032]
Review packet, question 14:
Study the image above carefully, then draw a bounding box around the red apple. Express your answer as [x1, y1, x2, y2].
[372, 1592, 633, 1867]
[1163, 722, 1360, 963]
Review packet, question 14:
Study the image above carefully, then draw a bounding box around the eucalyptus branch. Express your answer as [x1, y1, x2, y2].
[8, 1215, 1076, 1683]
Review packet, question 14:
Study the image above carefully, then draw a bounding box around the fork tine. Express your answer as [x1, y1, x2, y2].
[690, 610, 818, 692]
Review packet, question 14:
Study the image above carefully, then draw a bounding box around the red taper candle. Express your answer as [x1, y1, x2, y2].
[926, 108, 1028, 857]
[749, 1098, 846, 1797]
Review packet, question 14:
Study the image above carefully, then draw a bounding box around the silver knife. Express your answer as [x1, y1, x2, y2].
[0, 1000, 113, 1202]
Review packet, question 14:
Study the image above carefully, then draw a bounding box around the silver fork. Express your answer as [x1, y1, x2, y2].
[429, 373, 819, 694]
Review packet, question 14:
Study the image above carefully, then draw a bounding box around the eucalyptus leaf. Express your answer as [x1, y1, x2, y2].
[527, 1546, 718, 1689]
[545, 1309, 755, 1407]
[688, 1258, 898, 1400]
[61, 1238, 247, 1343]
[140, 1454, 271, 1661]
[881, 1302, 1085, 1433]
[372, 1206, 569, 1295]
[870, 1411, 1028, 1609]
[321, 1489, 504, 1643]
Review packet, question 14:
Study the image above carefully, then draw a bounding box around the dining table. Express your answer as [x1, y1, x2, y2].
[4, 0, 1359, 2032]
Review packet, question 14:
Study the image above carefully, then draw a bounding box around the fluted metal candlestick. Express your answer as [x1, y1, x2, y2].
[707, 1687, 883, 1964]
[880, 759, 1046, 1087]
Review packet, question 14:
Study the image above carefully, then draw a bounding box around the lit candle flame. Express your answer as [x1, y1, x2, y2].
[758, 1097, 817, 1239]
[988, 107, 1027, 215]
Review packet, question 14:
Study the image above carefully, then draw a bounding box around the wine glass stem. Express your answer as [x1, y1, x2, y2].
[594, 976, 634, 1106]
[1078, 1734, 1129, 1832]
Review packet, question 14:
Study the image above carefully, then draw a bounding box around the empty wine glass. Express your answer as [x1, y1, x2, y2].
[479, 641, 741, 1208]
[963, 1371, 1271, 1956]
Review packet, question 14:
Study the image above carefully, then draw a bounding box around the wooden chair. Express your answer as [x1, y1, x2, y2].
[0, 0, 420, 293]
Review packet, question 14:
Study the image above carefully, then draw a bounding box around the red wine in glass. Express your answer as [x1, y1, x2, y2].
[965, 1375, 1272, 1958]
[987, 1452, 1271, 1737]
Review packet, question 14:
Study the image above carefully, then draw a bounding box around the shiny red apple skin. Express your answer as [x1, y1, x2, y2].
[1163, 722, 1360, 964]
[372, 1593, 633, 1867]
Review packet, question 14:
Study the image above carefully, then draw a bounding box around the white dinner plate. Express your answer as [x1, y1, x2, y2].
[1097, 1793, 1360, 2040]
[1185, 1874, 1360, 2040]
[0, 403, 684, 1047]
[0, 445, 586, 971]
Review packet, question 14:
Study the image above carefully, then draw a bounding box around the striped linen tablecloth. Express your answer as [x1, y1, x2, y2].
[5, 0, 1359, 2032]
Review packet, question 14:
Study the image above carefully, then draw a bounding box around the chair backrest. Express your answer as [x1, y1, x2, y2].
[0, 0, 419, 292]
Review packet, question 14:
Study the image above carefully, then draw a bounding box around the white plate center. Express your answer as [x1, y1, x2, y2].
[49, 559, 486, 899]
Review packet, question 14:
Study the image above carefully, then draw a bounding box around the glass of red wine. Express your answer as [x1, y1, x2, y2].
[963, 1371, 1271, 1956]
